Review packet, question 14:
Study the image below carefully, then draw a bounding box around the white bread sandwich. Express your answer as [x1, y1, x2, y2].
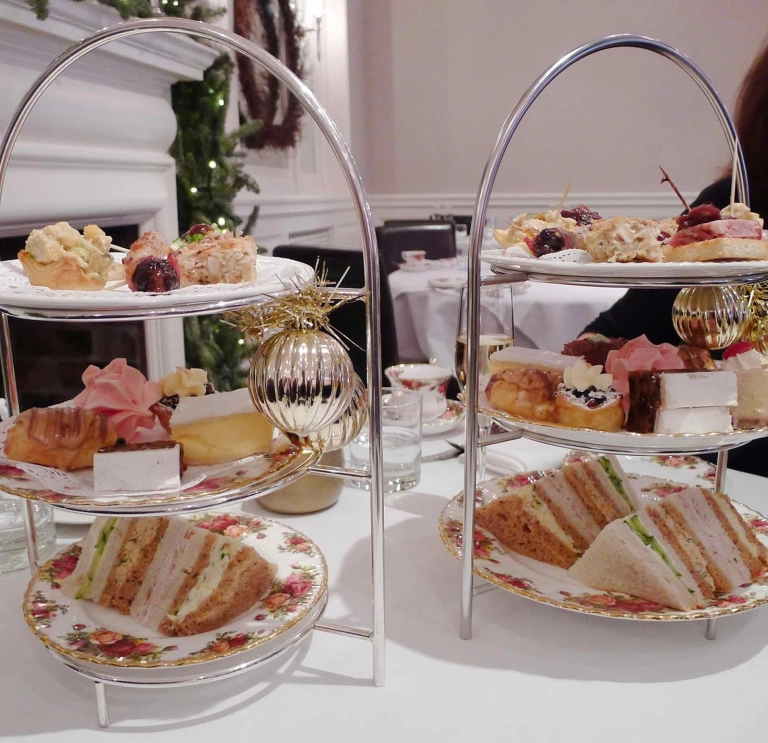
[660, 487, 768, 592]
[561, 454, 638, 524]
[61, 515, 277, 637]
[569, 505, 709, 611]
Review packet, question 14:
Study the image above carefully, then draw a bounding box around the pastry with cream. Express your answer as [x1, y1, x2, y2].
[170, 387, 275, 465]
[61, 515, 277, 637]
[488, 347, 574, 377]
[554, 359, 624, 431]
[19, 222, 117, 290]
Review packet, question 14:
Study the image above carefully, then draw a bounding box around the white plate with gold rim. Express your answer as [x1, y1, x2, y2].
[0, 256, 314, 318]
[481, 248, 768, 286]
[24, 512, 328, 669]
[439, 456, 768, 621]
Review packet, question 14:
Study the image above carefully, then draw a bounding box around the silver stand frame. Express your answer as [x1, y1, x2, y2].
[462, 34, 751, 641]
[0, 18, 385, 726]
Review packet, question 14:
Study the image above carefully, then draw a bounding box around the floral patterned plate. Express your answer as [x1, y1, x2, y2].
[482, 403, 768, 455]
[24, 512, 328, 668]
[0, 442, 320, 514]
[439, 459, 768, 620]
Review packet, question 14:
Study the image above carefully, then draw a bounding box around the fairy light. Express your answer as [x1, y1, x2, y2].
[217, 217, 226, 226]
[208, 160, 217, 169]
[218, 99, 225, 107]
[237, 339, 245, 346]
[190, 187, 198, 194]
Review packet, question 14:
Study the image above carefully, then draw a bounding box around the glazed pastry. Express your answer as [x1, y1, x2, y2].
[174, 224, 257, 286]
[4, 407, 117, 471]
[485, 368, 559, 422]
[554, 359, 624, 431]
[19, 222, 114, 291]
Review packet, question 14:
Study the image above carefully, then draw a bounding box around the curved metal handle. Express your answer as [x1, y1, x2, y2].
[0, 18, 385, 682]
[461, 34, 748, 639]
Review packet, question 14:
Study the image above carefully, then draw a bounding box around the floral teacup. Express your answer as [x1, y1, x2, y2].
[385, 363, 453, 422]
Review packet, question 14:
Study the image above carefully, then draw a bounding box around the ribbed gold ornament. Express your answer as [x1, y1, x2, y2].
[672, 286, 750, 350]
[287, 375, 367, 452]
[249, 327, 355, 435]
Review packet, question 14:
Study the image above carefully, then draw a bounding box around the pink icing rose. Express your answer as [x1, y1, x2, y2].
[72, 358, 164, 443]
[605, 335, 684, 412]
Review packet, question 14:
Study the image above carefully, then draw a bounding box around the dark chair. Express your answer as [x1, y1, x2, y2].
[375, 222, 456, 274]
[452, 215, 473, 233]
[271, 245, 399, 384]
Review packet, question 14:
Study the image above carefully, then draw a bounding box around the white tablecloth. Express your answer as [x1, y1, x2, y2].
[389, 264, 627, 368]
[3, 437, 768, 741]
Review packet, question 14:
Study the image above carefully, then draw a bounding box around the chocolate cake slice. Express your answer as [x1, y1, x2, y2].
[625, 370, 662, 433]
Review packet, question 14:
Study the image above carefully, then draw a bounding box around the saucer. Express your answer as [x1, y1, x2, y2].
[398, 262, 430, 272]
[428, 277, 465, 290]
[423, 400, 465, 436]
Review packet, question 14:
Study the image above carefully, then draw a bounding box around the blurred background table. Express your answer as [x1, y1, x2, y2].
[388, 262, 627, 367]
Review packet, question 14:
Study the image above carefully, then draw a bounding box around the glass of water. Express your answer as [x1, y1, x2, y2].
[0, 495, 57, 573]
[348, 388, 422, 493]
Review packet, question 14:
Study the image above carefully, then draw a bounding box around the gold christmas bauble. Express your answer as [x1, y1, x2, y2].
[288, 375, 367, 452]
[249, 327, 355, 435]
[672, 286, 749, 350]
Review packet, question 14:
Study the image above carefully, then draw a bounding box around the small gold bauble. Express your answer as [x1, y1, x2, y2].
[249, 327, 355, 435]
[672, 286, 749, 350]
[287, 375, 367, 452]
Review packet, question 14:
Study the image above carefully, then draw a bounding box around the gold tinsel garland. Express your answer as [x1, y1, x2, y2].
[224, 266, 363, 345]
[740, 282, 768, 354]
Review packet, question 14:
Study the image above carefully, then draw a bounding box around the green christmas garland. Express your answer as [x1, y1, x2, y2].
[25, 0, 267, 391]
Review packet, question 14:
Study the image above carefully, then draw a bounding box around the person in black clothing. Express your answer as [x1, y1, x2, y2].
[581, 36, 768, 477]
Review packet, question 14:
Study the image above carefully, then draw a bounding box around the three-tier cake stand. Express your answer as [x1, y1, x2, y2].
[458, 35, 768, 639]
[0, 18, 386, 727]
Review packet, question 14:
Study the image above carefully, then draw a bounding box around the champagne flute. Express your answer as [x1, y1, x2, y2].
[456, 284, 515, 479]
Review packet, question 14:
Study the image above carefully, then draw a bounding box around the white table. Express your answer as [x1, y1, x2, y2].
[2, 438, 768, 741]
[389, 264, 627, 367]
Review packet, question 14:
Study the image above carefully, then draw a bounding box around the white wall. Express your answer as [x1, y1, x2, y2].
[234, 0, 363, 248]
[349, 0, 768, 219]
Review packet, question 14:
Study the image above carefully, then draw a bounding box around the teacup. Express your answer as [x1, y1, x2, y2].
[402, 250, 427, 267]
[385, 363, 453, 422]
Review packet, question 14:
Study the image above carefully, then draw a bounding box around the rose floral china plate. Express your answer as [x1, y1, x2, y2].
[24, 512, 328, 668]
[0, 442, 319, 512]
[481, 403, 768, 455]
[439, 458, 768, 621]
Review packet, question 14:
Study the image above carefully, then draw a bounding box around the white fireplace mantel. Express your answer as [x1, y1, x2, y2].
[0, 0, 219, 376]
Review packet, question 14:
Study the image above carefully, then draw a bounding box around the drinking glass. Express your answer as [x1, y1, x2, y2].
[348, 388, 422, 493]
[456, 284, 515, 479]
[0, 397, 57, 573]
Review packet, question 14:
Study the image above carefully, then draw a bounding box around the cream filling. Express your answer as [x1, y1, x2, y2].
[169, 540, 240, 624]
